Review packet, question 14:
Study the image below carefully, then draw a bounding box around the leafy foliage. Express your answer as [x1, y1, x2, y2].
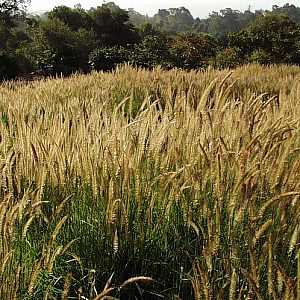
[152, 7, 194, 33]
[88, 4, 139, 47]
[0, 52, 19, 79]
[229, 13, 300, 64]
[2, 2, 300, 79]
[248, 48, 272, 65]
[247, 13, 300, 64]
[34, 18, 95, 74]
[211, 47, 243, 69]
[130, 35, 171, 69]
[48, 5, 92, 31]
[0, 0, 29, 26]
[89, 46, 129, 71]
[194, 8, 260, 38]
[169, 33, 219, 69]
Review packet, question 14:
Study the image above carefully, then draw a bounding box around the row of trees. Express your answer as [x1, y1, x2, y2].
[128, 3, 300, 37]
[1, 1, 300, 80]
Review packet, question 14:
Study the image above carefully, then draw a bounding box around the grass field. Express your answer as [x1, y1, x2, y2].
[1, 64, 300, 299]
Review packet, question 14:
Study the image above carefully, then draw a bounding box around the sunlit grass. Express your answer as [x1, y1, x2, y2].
[1, 64, 300, 299]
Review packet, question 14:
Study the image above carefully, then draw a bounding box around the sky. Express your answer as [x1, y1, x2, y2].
[28, 1, 300, 18]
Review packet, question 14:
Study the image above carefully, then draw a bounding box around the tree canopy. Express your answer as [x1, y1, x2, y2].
[2, 2, 300, 79]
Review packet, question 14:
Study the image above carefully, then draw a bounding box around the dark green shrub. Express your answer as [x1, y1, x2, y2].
[169, 33, 219, 69]
[248, 48, 272, 65]
[130, 36, 171, 69]
[89, 46, 129, 71]
[211, 47, 243, 69]
[0, 52, 19, 80]
[229, 13, 300, 65]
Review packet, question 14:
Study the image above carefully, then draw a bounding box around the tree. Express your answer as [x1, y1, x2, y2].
[229, 13, 300, 65]
[23, 17, 96, 74]
[48, 5, 92, 31]
[0, 0, 31, 79]
[0, 0, 29, 48]
[138, 22, 161, 39]
[194, 8, 260, 38]
[272, 4, 300, 24]
[246, 13, 300, 64]
[169, 33, 219, 69]
[128, 8, 149, 27]
[88, 5, 139, 46]
[89, 46, 129, 71]
[0, 0, 29, 25]
[211, 47, 243, 69]
[130, 35, 171, 69]
[152, 7, 195, 33]
[19, 21, 56, 74]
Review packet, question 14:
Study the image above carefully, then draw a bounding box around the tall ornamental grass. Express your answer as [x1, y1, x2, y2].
[1, 64, 300, 299]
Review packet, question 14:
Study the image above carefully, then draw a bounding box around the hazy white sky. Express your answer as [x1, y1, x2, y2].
[28, 1, 300, 18]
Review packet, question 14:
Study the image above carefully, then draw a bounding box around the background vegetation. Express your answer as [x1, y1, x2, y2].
[2, 1, 300, 79]
[1, 64, 300, 299]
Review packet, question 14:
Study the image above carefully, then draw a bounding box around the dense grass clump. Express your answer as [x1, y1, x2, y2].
[1, 64, 300, 299]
